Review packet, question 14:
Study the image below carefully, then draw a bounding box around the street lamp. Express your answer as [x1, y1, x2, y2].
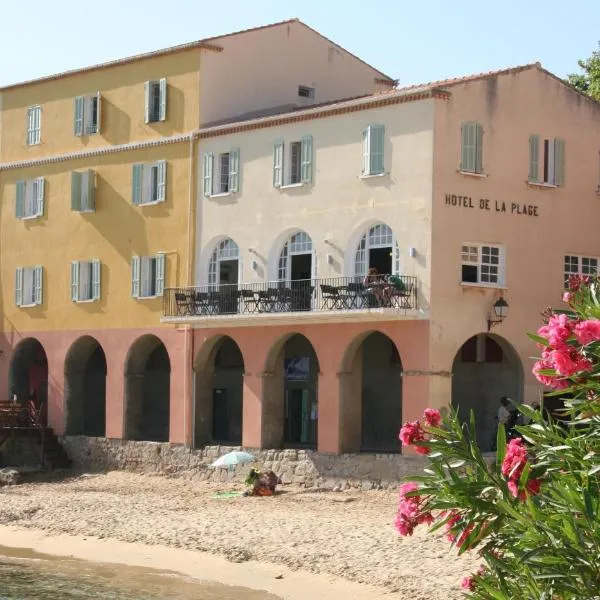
[487, 297, 509, 332]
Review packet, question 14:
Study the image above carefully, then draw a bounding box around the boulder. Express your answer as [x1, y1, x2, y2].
[0, 468, 20, 486]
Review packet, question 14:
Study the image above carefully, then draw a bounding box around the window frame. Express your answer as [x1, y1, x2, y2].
[131, 253, 165, 299]
[71, 259, 101, 303]
[361, 124, 385, 177]
[16, 177, 45, 220]
[460, 121, 483, 174]
[272, 136, 313, 188]
[203, 149, 240, 197]
[528, 135, 565, 186]
[132, 161, 167, 206]
[74, 92, 101, 136]
[15, 266, 42, 307]
[461, 243, 505, 287]
[26, 105, 41, 146]
[144, 78, 167, 124]
[563, 254, 598, 289]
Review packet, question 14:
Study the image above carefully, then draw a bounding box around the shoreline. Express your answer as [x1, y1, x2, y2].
[0, 525, 392, 600]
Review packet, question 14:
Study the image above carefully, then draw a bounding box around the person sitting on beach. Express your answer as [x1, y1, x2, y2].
[245, 468, 281, 497]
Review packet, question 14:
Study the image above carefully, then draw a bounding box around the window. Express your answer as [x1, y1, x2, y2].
[529, 135, 565, 186]
[361, 125, 384, 176]
[71, 170, 96, 212]
[460, 122, 483, 174]
[298, 86, 315, 99]
[461, 244, 504, 285]
[131, 254, 165, 299]
[71, 260, 101, 302]
[273, 136, 313, 187]
[74, 93, 101, 135]
[15, 266, 42, 307]
[564, 255, 598, 288]
[15, 177, 44, 219]
[132, 161, 167, 205]
[26, 106, 41, 145]
[144, 79, 167, 123]
[203, 149, 239, 197]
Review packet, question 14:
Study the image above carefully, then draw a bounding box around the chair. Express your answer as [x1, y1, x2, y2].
[174, 292, 192, 316]
[321, 284, 343, 310]
[344, 282, 368, 309]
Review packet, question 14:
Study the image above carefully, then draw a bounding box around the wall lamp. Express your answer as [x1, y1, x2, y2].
[487, 297, 509, 332]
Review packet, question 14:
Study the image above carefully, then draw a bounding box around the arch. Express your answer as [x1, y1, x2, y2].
[193, 334, 245, 447]
[268, 228, 316, 282]
[8, 338, 48, 424]
[64, 336, 107, 436]
[451, 333, 524, 452]
[339, 330, 403, 453]
[124, 334, 171, 442]
[262, 333, 320, 449]
[345, 221, 400, 278]
[208, 237, 240, 287]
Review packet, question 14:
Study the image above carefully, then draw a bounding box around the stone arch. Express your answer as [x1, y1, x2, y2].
[124, 334, 171, 442]
[64, 336, 107, 436]
[451, 333, 524, 452]
[193, 334, 245, 447]
[262, 333, 320, 449]
[9, 338, 48, 424]
[344, 220, 400, 278]
[267, 228, 316, 282]
[339, 330, 403, 453]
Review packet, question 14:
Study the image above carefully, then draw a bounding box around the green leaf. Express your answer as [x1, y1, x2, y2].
[496, 423, 507, 467]
[527, 332, 550, 346]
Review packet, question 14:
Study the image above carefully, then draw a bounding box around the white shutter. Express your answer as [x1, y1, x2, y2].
[71, 171, 82, 211]
[155, 253, 165, 296]
[92, 259, 101, 300]
[203, 152, 214, 197]
[70, 261, 80, 301]
[132, 163, 143, 205]
[34, 266, 42, 305]
[301, 135, 313, 184]
[15, 268, 23, 306]
[131, 256, 140, 298]
[74, 96, 84, 136]
[35, 177, 45, 217]
[273, 141, 283, 187]
[144, 81, 150, 123]
[393, 235, 400, 276]
[228, 148, 239, 193]
[16, 180, 25, 218]
[95, 91, 102, 133]
[156, 160, 167, 202]
[529, 135, 540, 182]
[159, 78, 167, 121]
[362, 127, 370, 175]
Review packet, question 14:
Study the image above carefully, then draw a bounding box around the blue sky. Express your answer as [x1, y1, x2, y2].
[0, 0, 598, 88]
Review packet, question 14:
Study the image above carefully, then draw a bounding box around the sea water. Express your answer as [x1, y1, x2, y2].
[0, 546, 278, 600]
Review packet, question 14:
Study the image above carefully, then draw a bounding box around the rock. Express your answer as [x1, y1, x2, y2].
[0, 468, 20, 486]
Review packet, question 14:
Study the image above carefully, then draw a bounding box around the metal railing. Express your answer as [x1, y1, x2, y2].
[163, 275, 418, 319]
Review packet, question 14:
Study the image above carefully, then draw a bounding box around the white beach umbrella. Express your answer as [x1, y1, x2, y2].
[210, 451, 255, 469]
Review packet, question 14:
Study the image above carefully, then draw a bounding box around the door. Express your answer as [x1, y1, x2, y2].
[291, 254, 312, 311]
[212, 388, 229, 441]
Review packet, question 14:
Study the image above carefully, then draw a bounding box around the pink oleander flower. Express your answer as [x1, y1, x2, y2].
[394, 513, 415, 536]
[568, 274, 591, 292]
[550, 348, 592, 377]
[461, 576, 475, 591]
[423, 408, 441, 427]
[537, 313, 574, 350]
[563, 291, 572, 303]
[501, 438, 528, 479]
[507, 477, 542, 501]
[399, 420, 426, 447]
[574, 319, 600, 345]
[395, 482, 433, 537]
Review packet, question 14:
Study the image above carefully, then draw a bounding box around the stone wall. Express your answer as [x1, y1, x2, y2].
[0, 434, 43, 469]
[61, 436, 428, 489]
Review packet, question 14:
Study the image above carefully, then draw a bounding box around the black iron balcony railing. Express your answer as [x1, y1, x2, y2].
[163, 275, 418, 319]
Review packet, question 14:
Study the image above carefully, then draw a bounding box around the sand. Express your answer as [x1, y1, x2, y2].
[0, 472, 480, 599]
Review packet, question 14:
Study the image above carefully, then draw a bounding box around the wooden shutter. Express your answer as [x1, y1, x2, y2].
[228, 148, 239, 193]
[370, 125, 385, 175]
[95, 91, 102, 133]
[92, 259, 101, 300]
[144, 81, 150, 123]
[71, 171, 82, 211]
[155, 253, 165, 296]
[159, 78, 167, 121]
[301, 135, 313, 184]
[362, 127, 370, 175]
[554, 137, 565, 186]
[529, 135, 540, 182]
[34, 266, 43, 305]
[16, 180, 25, 218]
[70, 261, 80, 301]
[461, 122, 476, 172]
[156, 160, 166, 202]
[35, 177, 45, 217]
[131, 256, 140, 298]
[273, 141, 283, 187]
[74, 96, 84, 136]
[132, 163, 143, 205]
[84, 169, 96, 211]
[15, 268, 23, 306]
[203, 152, 214, 197]
[475, 123, 483, 174]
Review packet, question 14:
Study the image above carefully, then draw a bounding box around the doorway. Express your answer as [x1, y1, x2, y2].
[279, 231, 313, 312]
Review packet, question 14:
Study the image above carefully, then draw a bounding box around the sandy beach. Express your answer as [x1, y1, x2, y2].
[0, 472, 479, 598]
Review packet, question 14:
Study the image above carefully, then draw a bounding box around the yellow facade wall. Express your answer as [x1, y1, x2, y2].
[0, 141, 193, 332]
[0, 49, 201, 163]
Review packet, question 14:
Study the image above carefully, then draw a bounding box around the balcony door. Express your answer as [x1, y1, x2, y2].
[278, 231, 315, 311]
[208, 238, 240, 314]
[354, 223, 399, 279]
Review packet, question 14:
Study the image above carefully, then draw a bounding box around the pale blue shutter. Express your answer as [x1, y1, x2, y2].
[475, 123, 483, 174]
[131, 256, 140, 298]
[461, 122, 478, 172]
[35, 177, 45, 217]
[156, 160, 166, 202]
[70, 261, 80, 301]
[529, 135, 540, 182]
[155, 253, 165, 296]
[228, 148, 239, 193]
[273, 141, 283, 187]
[84, 170, 96, 211]
[95, 92, 101, 133]
[132, 164, 143, 205]
[159, 78, 167, 121]
[370, 125, 384, 175]
[362, 128, 370, 175]
[74, 96, 84, 136]
[554, 138, 565, 186]
[300, 135, 313, 184]
[15, 180, 25, 218]
[34, 266, 42, 305]
[144, 81, 150, 123]
[460, 123, 470, 171]
[71, 171, 82, 211]
[203, 153, 214, 197]
[92, 259, 101, 300]
[15, 268, 23, 306]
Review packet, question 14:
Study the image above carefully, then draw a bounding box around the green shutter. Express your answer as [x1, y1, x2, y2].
[35, 177, 45, 217]
[300, 135, 313, 183]
[228, 148, 239, 193]
[529, 135, 540, 182]
[92, 259, 101, 300]
[155, 253, 165, 296]
[15, 268, 23, 306]
[74, 96, 84, 136]
[144, 81, 150, 123]
[156, 160, 166, 202]
[159, 78, 167, 121]
[203, 152, 214, 197]
[70, 261, 79, 301]
[71, 171, 82, 211]
[273, 141, 283, 187]
[131, 256, 140, 298]
[370, 125, 385, 175]
[554, 137, 565, 186]
[34, 266, 42, 305]
[84, 169, 96, 211]
[95, 92, 101, 133]
[16, 180, 25, 218]
[132, 163, 143, 205]
[475, 123, 483, 174]
[460, 122, 477, 172]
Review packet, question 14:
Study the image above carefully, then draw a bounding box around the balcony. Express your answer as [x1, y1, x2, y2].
[162, 275, 421, 327]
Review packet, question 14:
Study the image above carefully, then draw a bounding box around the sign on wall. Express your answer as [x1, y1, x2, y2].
[444, 194, 539, 217]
